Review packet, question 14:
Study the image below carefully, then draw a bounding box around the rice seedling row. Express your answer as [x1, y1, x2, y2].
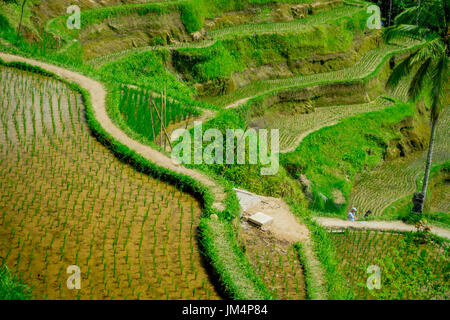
[329, 229, 449, 299]
[349, 107, 450, 216]
[207, 39, 420, 108]
[88, 3, 364, 67]
[118, 85, 199, 147]
[0, 66, 219, 300]
[238, 224, 306, 300]
[253, 97, 394, 153]
[208, 4, 364, 39]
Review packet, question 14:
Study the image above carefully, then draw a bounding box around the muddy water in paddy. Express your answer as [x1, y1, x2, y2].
[0, 66, 220, 300]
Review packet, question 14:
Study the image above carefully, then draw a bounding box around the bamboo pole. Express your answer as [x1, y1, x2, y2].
[149, 93, 156, 142]
[160, 91, 163, 147]
[164, 89, 167, 150]
[152, 101, 172, 150]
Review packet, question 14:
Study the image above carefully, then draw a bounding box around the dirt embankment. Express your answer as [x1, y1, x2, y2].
[385, 100, 430, 161]
[204, 0, 344, 31]
[51, 0, 347, 61]
[33, 0, 160, 21]
[81, 10, 190, 60]
[174, 32, 382, 98]
[230, 33, 381, 89]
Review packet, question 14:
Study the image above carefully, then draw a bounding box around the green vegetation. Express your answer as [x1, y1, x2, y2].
[0, 0, 448, 302]
[384, 0, 448, 215]
[175, 41, 241, 83]
[281, 101, 415, 214]
[180, 0, 324, 33]
[118, 85, 199, 143]
[308, 219, 354, 299]
[100, 50, 195, 99]
[181, 101, 306, 203]
[294, 242, 319, 300]
[199, 219, 273, 300]
[175, 10, 369, 86]
[206, 38, 421, 107]
[0, 266, 31, 300]
[384, 162, 450, 227]
[329, 229, 449, 299]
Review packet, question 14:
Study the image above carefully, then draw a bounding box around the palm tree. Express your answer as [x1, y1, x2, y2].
[383, 0, 448, 215]
[388, 0, 393, 26]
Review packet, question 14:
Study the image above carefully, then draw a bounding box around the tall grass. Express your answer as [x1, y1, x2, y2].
[0, 266, 31, 300]
[118, 85, 199, 143]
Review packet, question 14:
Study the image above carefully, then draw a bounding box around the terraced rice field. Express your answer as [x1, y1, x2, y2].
[238, 222, 306, 300]
[253, 97, 394, 153]
[349, 107, 450, 217]
[118, 85, 199, 146]
[208, 4, 363, 39]
[88, 41, 217, 67]
[430, 183, 450, 214]
[0, 66, 220, 300]
[329, 230, 449, 300]
[207, 40, 420, 108]
[87, 2, 364, 67]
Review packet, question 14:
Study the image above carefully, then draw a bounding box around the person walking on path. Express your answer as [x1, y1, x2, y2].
[348, 207, 357, 221]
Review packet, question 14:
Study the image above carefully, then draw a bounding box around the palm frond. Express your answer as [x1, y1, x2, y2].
[408, 57, 432, 100]
[383, 24, 429, 44]
[430, 55, 448, 122]
[410, 37, 446, 64]
[394, 6, 421, 25]
[386, 52, 416, 91]
[395, 5, 443, 30]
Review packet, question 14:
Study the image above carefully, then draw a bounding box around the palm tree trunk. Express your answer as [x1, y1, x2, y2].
[419, 119, 438, 213]
[388, 0, 393, 26]
[17, 0, 27, 40]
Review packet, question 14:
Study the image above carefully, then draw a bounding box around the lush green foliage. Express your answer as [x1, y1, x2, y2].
[207, 39, 422, 107]
[281, 102, 415, 214]
[180, 0, 330, 33]
[384, 162, 450, 227]
[199, 219, 273, 300]
[0, 266, 31, 300]
[176, 5, 368, 85]
[176, 99, 306, 203]
[308, 219, 354, 299]
[118, 85, 199, 143]
[100, 50, 195, 98]
[368, 0, 416, 26]
[174, 41, 241, 82]
[372, 237, 448, 300]
[330, 230, 449, 300]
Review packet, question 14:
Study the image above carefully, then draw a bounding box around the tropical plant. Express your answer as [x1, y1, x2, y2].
[384, 0, 449, 214]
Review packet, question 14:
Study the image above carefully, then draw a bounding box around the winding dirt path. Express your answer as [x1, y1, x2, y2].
[1, 51, 328, 299]
[0, 52, 227, 211]
[314, 217, 450, 240]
